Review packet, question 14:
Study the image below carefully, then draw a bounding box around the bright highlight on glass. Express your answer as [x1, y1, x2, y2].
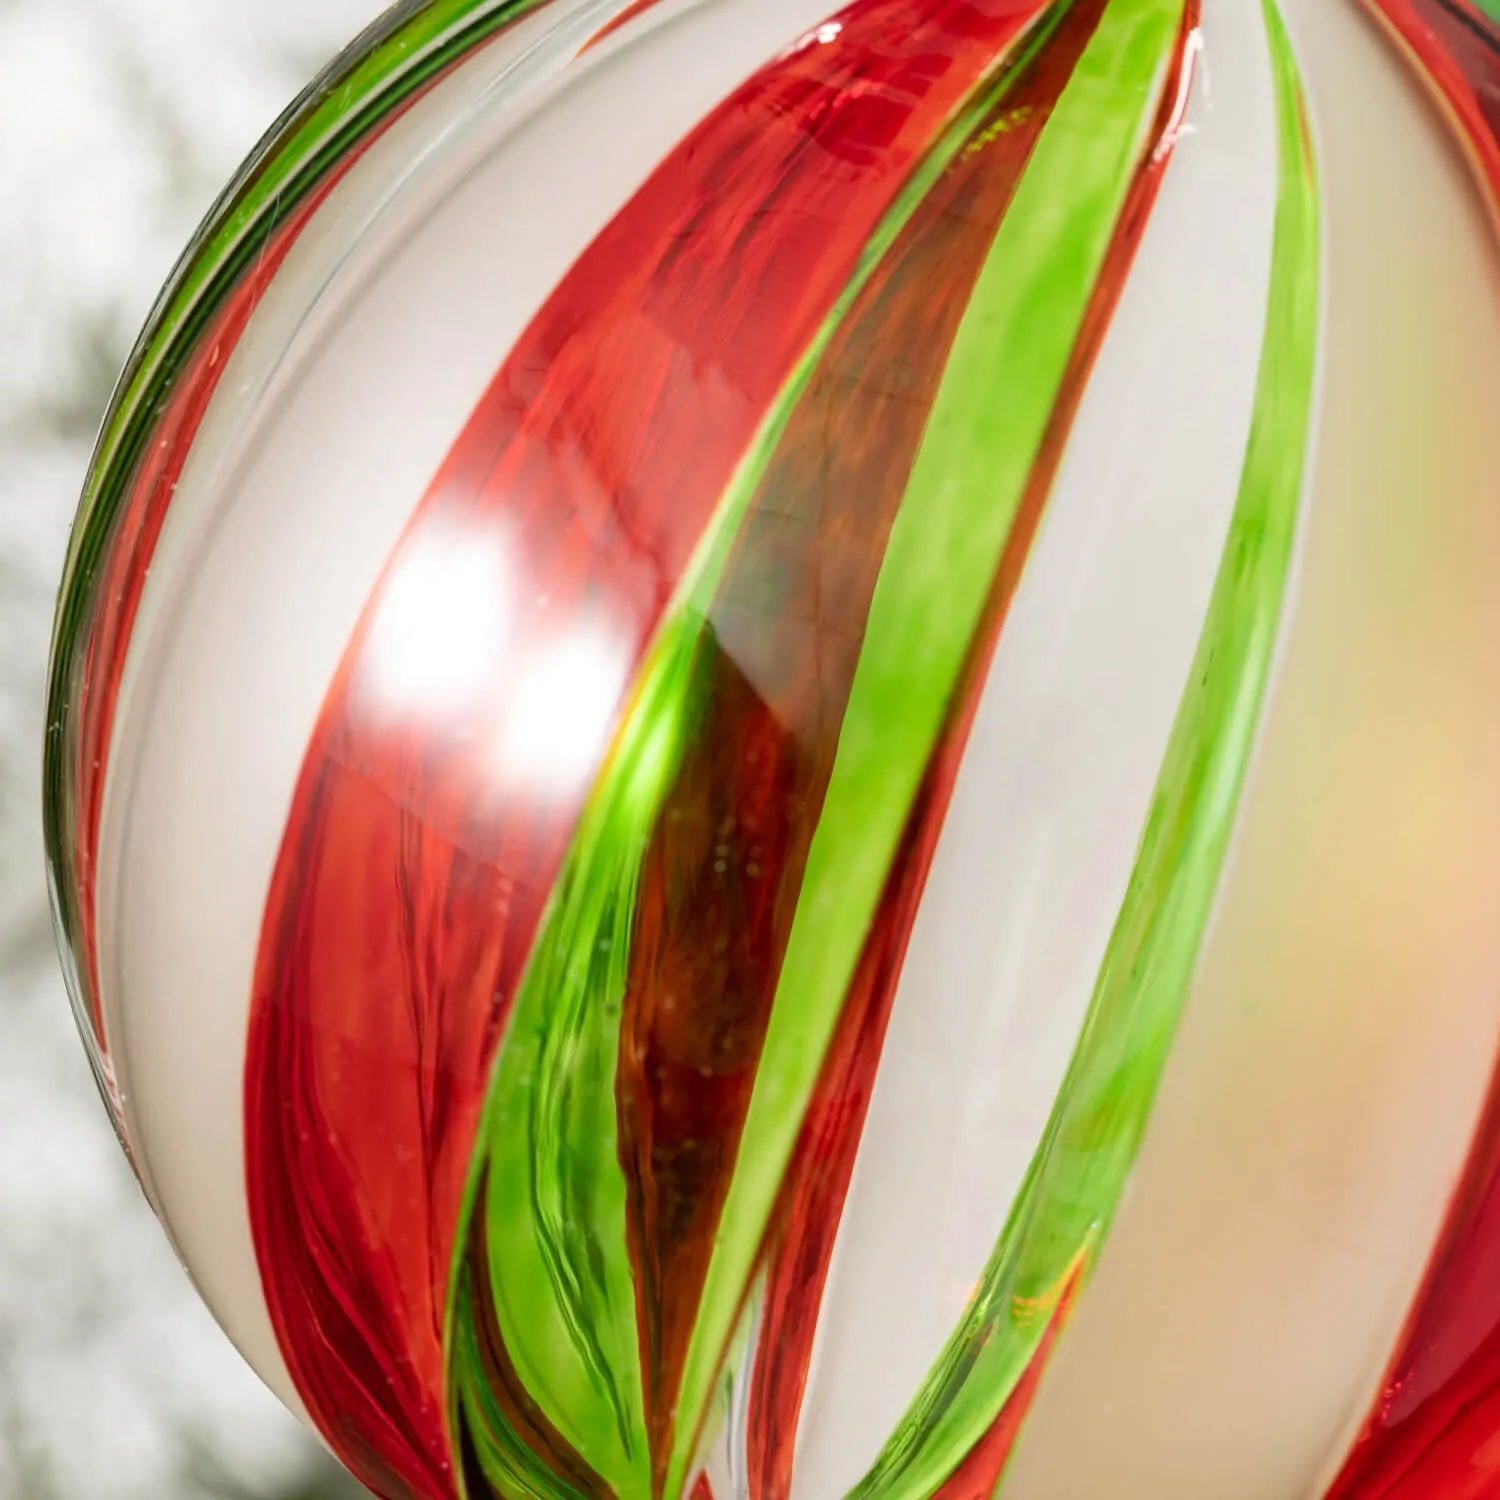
[39, 2, 1500, 1499]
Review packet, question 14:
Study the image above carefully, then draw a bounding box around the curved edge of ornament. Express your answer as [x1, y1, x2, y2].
[51, 0, 716, 1123]
[90, 0, 845, 1429]
[44, 0, 586, 1116]
[103, 0, 654, 751]
[997, 0, 1500, 1495]
[91, 0, 607, 1418]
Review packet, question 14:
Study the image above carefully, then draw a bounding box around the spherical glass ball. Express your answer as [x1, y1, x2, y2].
[43, 1, 1500, 1497]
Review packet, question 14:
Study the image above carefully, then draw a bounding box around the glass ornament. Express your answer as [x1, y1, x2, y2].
[42, 1, 1500, 1497]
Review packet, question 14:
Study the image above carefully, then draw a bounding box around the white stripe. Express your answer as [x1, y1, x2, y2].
[788, 3, 1281, 1494]
[1002, 3, 1500, 1496]
[94, 0, 844, 1423]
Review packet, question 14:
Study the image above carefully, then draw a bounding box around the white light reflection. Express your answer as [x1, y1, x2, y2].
[786, 17, 843, 53]
[499, 628, 629, 793]
[361, 521, 511, 718]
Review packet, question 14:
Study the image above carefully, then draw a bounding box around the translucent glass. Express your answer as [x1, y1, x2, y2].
[44, 1, 1500, 1497]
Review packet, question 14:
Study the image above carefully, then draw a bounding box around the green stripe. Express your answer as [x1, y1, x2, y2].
[667, 3, 1187, 1493]
[447, 13, 1075, 1495]
[470, 608, 704, 1499]
[855, 4, 1320, 1497]
[453, 1275, 604, 1500]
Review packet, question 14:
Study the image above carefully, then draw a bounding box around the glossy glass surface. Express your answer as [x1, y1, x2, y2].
[43, 1, 1500, 1498]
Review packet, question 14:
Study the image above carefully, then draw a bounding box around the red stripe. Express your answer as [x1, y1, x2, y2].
[580, 0, 673, 53]
[1326, 1085, 1500, 1496]
[1364, 0, 1500, 210]
[741, 6, 1199, 1491]
[244, 4, 1054, 1496]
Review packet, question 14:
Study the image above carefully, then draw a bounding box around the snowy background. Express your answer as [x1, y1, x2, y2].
[0, 3, 393, 1496]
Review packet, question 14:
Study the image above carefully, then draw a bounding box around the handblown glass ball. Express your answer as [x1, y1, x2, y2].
[43, 0, 1500, 1496]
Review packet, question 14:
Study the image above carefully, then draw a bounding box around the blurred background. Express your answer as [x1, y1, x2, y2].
[0, 3, 393, 1495]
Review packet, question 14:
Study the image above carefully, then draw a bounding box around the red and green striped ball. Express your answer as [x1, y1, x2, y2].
[43, 0, 1500, 1497]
